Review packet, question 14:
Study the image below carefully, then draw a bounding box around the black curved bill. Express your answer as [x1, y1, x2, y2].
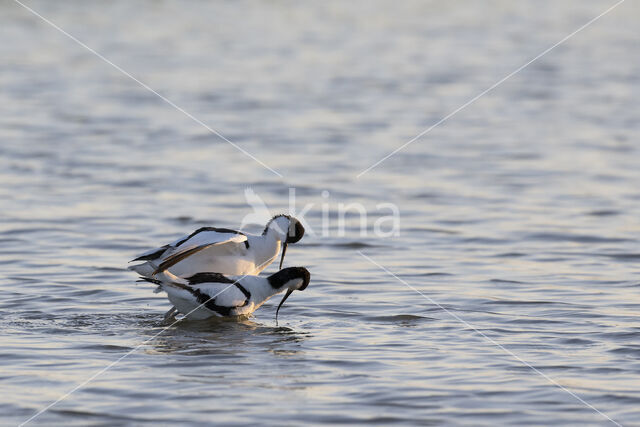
[279, 242, 288, 270]
[275, 288, 294, 322]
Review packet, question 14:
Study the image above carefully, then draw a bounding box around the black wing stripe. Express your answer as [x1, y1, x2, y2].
[130, 246, 168, 262]
[162, 276, 249, 316]
[190, 287, 245, 316]
[175, 227, 246, 248]
[186, 272, 235, 285]
[234, 283, 251, 306]
[158, 280, 235, 316]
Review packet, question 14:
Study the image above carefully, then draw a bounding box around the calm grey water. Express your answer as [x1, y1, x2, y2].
[1, 1, 639, 426]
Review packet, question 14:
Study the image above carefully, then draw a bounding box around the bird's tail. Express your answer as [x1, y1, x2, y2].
[154, 270, 189, 286]
[128, 261, 158, 277]
[137, 276, 162, 285]
[137, 276, 165, 294]
[138, 270, 194, 296]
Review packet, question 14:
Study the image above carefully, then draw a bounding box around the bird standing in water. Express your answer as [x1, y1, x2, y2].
[141, 267, 310, 321]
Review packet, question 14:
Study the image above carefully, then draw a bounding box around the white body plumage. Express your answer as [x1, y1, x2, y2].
[129, 215, 305, 278]
[147, 267, 311, 320]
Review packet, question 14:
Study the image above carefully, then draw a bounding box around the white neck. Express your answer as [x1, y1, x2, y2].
[238, 276, 286, 307]
[247, 233, 282, 273]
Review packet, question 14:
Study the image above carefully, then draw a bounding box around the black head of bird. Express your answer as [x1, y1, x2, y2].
[268, 266, 311, 323]
[271, 215, 305, 269]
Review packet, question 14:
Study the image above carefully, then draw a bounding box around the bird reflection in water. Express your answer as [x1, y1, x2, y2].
[145, 317, 309, 358]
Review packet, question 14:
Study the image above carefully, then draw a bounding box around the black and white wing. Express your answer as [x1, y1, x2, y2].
[152, 227, 247, 274]
[129, 227, 247, 276]
[184, 274, 251, 316]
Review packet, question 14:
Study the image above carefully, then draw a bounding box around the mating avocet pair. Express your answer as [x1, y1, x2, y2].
[130, 215, 310, 321]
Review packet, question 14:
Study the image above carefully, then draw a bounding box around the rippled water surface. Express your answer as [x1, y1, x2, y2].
[1, 1, 639, 426]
